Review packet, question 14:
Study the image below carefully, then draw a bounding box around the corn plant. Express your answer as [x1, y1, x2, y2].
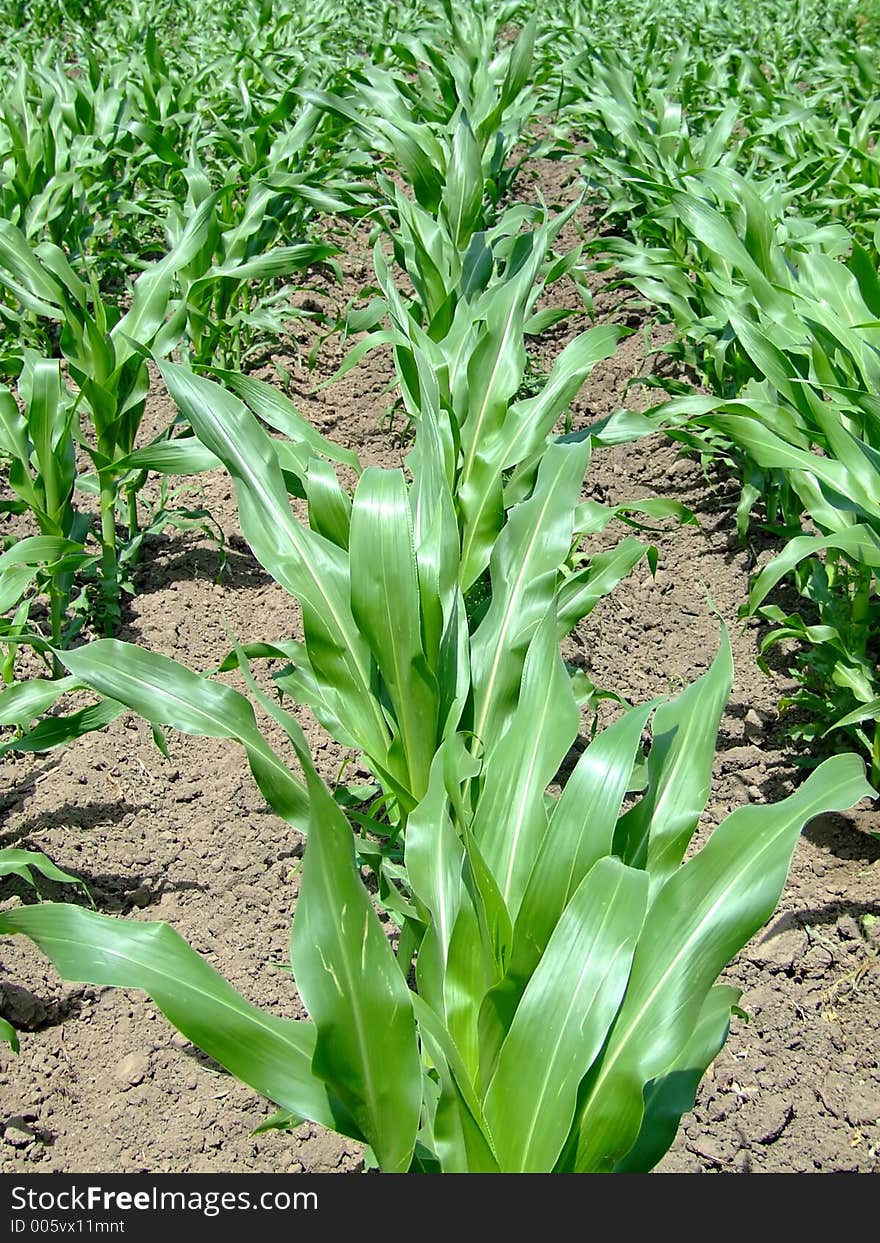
[0, 352, 95, 669]
[390, 0, 539, 183]
[0, 497, 870, 1169]
[0, 55, 130, 270]
[0, 203, 225, 634]
[0, 321, 870, 1169]
[686, 220, 880, 771]
[304, 5, 541, 226]
[593, 165, 880, 779]
[0, 358, 220, 675]
[162, 160, 344, 370]
[331, 216, 617, 583]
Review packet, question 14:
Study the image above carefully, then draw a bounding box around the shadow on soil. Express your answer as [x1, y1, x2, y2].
[129, 532, 272, 598]
[804, 811, 880, 862]
[764, 900, 880, 936]
[1, 799, 148, 848]
[0, 980, 88, 1033]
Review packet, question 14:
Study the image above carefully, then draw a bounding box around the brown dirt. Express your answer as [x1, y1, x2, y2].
[1, 163, 879, 1175]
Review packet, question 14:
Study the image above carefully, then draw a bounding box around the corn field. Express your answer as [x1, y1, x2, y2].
[0, 0, 878, 1176]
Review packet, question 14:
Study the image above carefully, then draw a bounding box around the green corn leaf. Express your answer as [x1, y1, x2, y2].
[208, 243, 338, 283]
[748, 527, 880, 613]
[668, 192, 778, 306]
[0, 564, 38, 613]
[304, 458, 352, 551]
[113, 438, 223, 475]
[286, 723, 422, 1174]
[459, 813, 513, 990]
[571, 752, 874, 1172]
[574, 498, 698, 537]
[443, 880, 492, 1082]
[0, 1015, 19, 1051]
[555, 538, 649, 637]
[501, 14, 537, 108]
[27, 357, 74, 525]
[0, 219, 65, 317]
[405, 746, 467, 1011]
[210, 370, 360, 471]
[471, 439, 591, 747]
[35, 244, 87, 306]
[0, 387, 28, 463]
[158, 362, 391, 764]
[412, 993, 499, 1174]
[57, 640, 309, 828]
[114, 191, 222, 363]
[472, 608, 578, 920]
[500, 325, 624, 477]
[1, 697, 127, 756]
[251, 1109, 304, 1136]
[0, 904, 357, 1138]
[479, 699, 658, 1078]
[0, 847, 86, 892]
[484, 857, 648, 1173]
[406, 378, 461, 680]
[508, 698, 659, 984]
[442, 114, 483, 248]
[349, 469, 440, 803]
[711, 414, 880, 522]
[0, 675, 81, 725]
[614, 627, 734, 892]
[523, 308, 578, 335]
[826, 697, 880, 732]
[0, 536, 84, 572]
[457, 251, 542, 587]
[613, 984, 741, 1172]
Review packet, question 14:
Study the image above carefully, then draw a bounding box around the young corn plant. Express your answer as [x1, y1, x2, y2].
[321, 56, 596, 444]
[163, 159, 344, 370]
[0, 54, 132, 277]
[713, 232, 878, 741]
[0, 415, 870, 1168]
[599, 171, 880, 779]
[303, 5, 541, 228]
[0, 203, 224, 634]
[390, 0, 540, 200]
[333, 208, 618, 578]
[0, 352, 94, 672]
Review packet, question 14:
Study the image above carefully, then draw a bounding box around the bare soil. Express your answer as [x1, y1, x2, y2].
[1, 161, 878, 1175]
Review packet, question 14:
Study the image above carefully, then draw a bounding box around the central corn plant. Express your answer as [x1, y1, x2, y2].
[336, 202, 626, 593]
[0, 360, 873, 1169]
